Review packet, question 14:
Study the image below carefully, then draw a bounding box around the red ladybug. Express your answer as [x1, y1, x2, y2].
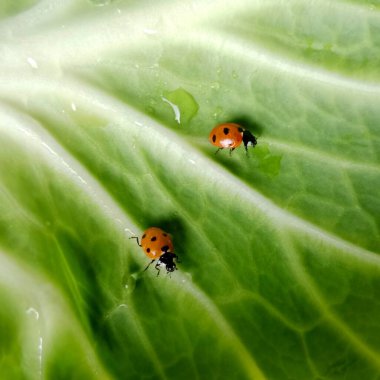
[130, 227, 179, 275]
[209, 123, 257, 155]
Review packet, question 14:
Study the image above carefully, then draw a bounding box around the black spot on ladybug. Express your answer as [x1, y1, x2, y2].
[161, 245, 169, 252]
[212, 134, 216, 142]
[162, 233, 167, 237]
[142, 234, 146, 239]
[223, 127, 229, 135]
[146, 248, 150, 253]
[151, 236, 157, 241]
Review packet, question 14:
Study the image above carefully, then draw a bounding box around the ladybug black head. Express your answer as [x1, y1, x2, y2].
[157, 252, 178, 273]
[242, 129, 257, 151]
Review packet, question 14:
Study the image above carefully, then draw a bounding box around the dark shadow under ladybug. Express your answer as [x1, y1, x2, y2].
[232, 115, 265, 137]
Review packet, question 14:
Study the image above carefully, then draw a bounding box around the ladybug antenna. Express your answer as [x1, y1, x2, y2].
[242, 130, 257, 152]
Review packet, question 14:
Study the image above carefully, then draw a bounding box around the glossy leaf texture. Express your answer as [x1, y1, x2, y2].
[0, 0, 380, 379]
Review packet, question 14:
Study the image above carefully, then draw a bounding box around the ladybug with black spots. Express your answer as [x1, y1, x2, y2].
[209, 122, 257, 155]
[130, 227, 179, 275]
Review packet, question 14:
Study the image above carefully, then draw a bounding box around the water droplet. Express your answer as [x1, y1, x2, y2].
[162, 88, 199, 124]
[26, 307, 40, 320]
[89, 0, 112, 6]
[210, 82, 220, 90]
[146, 106, 155, 114]
[162, 97, 181, 124]
[125, 273, 138, 294]
[254, 142, 283, 177]
[71, 102, 77, 112]
[27, 57, 38, 69]
[38, 337, 43, 376]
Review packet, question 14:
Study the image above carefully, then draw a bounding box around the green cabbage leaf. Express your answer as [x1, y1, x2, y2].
[0, 1, 380, 379]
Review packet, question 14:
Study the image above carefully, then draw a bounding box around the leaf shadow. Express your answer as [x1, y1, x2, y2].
[230, 114, 265, 137]
[144, 216, 188, 261]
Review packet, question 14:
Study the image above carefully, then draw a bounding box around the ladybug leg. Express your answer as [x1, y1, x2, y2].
[175, 254, 181, 263]
[229, 147, 235, 156]
[129, 236, 141, 247]
[154, 262, 161, 277]
[215, 147, 223, 155]
[143, 259, 155, 272]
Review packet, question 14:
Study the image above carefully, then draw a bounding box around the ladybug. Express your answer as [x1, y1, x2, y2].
[130, 227, 179, 275]
[209, 123, 257, 155]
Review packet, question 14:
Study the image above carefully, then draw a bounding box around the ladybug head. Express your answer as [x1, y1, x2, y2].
[158, 252, 178, 273]
[242, 129, 257, 151]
